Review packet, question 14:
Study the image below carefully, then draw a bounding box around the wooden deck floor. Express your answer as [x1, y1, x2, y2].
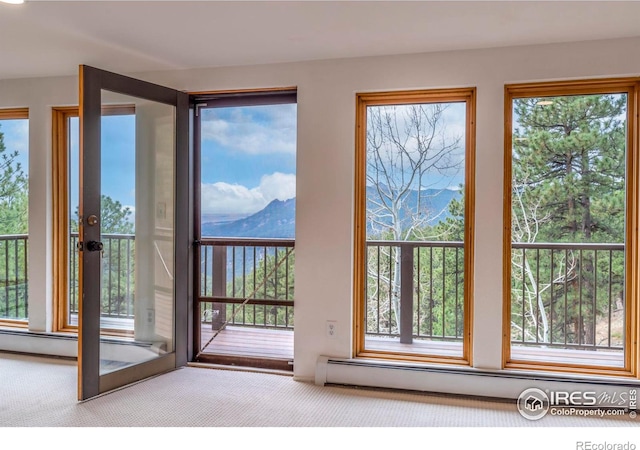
[200, 325, 293, 360]
[364, 337, 624, 368]
[511, 345, 625, 368]
[198, 327, 624, 369]
[365, 336, 463, 358]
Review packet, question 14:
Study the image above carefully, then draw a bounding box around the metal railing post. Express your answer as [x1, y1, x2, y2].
[400, 243, 414, 344]
[211, 245, 227, 330]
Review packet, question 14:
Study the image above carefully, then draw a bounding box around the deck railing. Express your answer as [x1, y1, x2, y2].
[366, 240, 465, 344]
[0, 234, 28, 321]
[198, 238, 295, 331]
[510, 242, 625, 352]
[70, 235, 296, 328]
[5, 231, 621, 354]
[69, 233, 136, 319]
[365, 240, 625, 352]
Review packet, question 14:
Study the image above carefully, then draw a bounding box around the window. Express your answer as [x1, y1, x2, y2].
[504, 79, 639, 376]
[53, 106, 136, 333]
[0, 109, 28, 327]
[354, 88, 476, 364]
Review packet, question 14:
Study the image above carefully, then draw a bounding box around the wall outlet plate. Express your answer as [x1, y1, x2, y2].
[326, 320, 337, 338]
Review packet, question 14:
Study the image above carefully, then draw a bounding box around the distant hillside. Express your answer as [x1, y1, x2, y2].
[200, 190, 459, 281]
[202, 198, 295, 239]
[200, 187, 460, 240]
[366, 186, 461, 235]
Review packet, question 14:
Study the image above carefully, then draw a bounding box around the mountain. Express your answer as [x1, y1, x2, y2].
[200, 187, 460, 239]
[202, 198, 296, 239]
[200, 189, 459, 282]
[366, 186, 462, 235]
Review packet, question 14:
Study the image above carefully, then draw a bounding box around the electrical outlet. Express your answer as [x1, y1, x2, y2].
[326, 320, 337, 338]
[147, 308, 155, 325]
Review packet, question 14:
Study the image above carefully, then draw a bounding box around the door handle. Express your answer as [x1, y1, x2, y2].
[86, 240, 104, 252]
[86, 215, 99, 226]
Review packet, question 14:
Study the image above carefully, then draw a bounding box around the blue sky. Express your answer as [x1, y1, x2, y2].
[2, 104, 298, 222]
[365, 102, 466, 191]
[0, 118, 29, 177]
[0, 117, 137, 219]
[62, 103, 297, 221]
[1, 117, 136, 215]
[200, 104, 297, 217]
[69, 116, 137, 217]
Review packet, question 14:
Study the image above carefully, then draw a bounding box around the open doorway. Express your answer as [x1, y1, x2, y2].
[193, 90, 297, 371]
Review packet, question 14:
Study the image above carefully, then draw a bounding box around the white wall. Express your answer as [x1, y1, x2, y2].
[1, 36, 640, 387]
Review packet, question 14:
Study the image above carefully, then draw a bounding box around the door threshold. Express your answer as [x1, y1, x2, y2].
[194, 353, 293, 372]
[188, 361, 293, 377]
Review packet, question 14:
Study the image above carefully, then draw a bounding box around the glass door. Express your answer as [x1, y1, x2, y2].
[78, 65, 190, 400]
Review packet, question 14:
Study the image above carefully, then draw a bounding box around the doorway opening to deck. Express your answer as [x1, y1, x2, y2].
[193, 90, 297, 371]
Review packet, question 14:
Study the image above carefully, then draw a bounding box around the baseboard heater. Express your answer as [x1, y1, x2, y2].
[0, 329, 77, 358]
[0, 329, 165, 362]
[315, 356, 640, 400]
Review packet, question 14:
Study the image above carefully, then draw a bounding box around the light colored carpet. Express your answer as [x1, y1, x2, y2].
[0, 352, 637, 428]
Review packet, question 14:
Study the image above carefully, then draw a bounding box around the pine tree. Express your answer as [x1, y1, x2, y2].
[511, 94, 627, 348]
[0, 124, 28, 234]
[70, 195, 135, 317]
[513, 94, 626, 243]
[0, 124, 28, 320]
[71, 195, 134, 234]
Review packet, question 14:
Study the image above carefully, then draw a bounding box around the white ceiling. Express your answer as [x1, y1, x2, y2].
[1, 1, 640, 80]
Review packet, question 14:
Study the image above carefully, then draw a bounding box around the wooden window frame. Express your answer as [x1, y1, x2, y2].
[503, 78, 640, 377]
[353, 88, 476, 365]
[52, 105, 135, 333]
[0, 109, 28, 119]
[0, 108, 29, 328]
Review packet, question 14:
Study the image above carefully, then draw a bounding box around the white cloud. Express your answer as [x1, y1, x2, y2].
[201, 104, 296, 155]
[201, 172, 296, 215]
[200, 183, 266, 215]
[256, 172, 296, 203]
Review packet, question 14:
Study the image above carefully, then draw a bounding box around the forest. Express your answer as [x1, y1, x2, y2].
[1, 92, 629, 356]
[364, 93, 627, 353]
